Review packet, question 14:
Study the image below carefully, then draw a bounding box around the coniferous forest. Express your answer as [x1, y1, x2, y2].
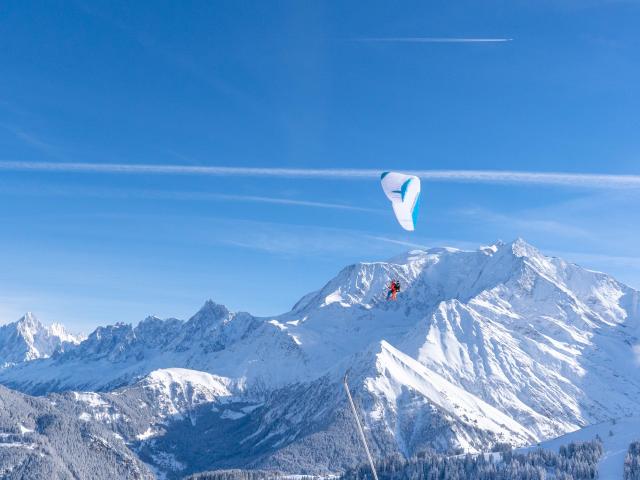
[625, 442, 640, 480]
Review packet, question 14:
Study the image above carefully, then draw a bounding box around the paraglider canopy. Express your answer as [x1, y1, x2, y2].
[380, 171, 421, 231]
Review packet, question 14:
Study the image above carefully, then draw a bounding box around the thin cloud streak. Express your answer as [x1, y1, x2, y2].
[0, 125, 61, 158]
[1, 161, 640, 189]
[354, 37, 512, 43]
[0, 182, 378, 213]
[549, 250, 640, 271]
[197, 193, 378, 212]
[457, 206, 593, 239]
[366, 235, 430, 250]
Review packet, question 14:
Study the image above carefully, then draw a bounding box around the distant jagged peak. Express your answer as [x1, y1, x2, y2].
[17, 311, 41, 327]
[134, 315, 183, 348]
[91, 321, 134, 337]
[81, 323, 136, 353]
[188, 300, 231, 325]
[14, 311, 46, 338]
[510, 237, 538, 255]
[136, 315, 183, 331]
[166, 300, 256, 353]
[11, 311, 81, 344]
[0, 312, 82, 364]
[48, 322, 84, 345]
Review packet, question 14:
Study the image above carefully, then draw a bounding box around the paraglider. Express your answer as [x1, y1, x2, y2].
[386, 280, 400, 301]
[380, 171, 421, 231]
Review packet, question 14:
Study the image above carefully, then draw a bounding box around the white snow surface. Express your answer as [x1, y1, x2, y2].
[529, 416, 640, 480]
[73, 391, 108, 407]
[136, 427, 158, 441]
[18, 424, 33, 434]
[363, 340, 535, 451]
[67, 368, 236, 441]
[136, 368, 235, 418]
[2, 238, 640, 456]
[0, 312, 83, 365]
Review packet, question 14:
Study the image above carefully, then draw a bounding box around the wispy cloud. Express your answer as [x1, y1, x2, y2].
[365, 235, 430, 250]
[0, 182, 378, 213]
[457, 206, 593, 239]
[0, 126, 60, 157]
[353, 37, 512, 43]
[209, 222, 470, 259]
[73, 1, 255, 107]
[550, 251, 640, 269]
[193, 193, 378, 212]
[1, 161, 640, 189]
[366, 235, 488, 252]
[548, 250, 640, 280]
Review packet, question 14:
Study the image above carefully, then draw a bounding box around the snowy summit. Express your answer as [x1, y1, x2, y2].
[0, 239, 639, 476]
[0, 312, 83, 366]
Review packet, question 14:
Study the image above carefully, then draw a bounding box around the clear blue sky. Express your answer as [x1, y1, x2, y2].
[1, 1, 639, 332]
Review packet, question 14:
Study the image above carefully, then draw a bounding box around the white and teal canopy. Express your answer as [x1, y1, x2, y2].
[380, 171, 421, 231]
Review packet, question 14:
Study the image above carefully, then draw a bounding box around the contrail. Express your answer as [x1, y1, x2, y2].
[1, 161, 639, 189]
[354, 37, 512, 43]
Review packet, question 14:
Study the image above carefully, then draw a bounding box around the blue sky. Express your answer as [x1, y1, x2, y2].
[1, 1, 639, 332]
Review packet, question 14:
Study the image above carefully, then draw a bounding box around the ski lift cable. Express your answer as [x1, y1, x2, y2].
[343, 373, 379, 480]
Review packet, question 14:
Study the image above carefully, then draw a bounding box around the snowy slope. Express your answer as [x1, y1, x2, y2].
[393, 240, 640, 440]
[71, 367, 237, 423]
[1, 239, 639, 474]
[130, 368, 236, 420]
[58, 356, 536, 477]
[0, 312, 83, 366]
[529, 416, 640, 479]
[64, 367, 241, 446]
[361, 340, 535, 451]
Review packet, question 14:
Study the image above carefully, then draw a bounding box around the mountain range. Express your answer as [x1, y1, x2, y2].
[0, 238, 638, 478]
[0, 312, 82, 367]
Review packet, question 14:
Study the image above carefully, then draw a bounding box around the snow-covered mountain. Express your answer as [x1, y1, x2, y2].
[0, 312, 83, 366]
[1, 239, 639, 476]
[53, 344, 536, 478]
[0, 384, 153, 479]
